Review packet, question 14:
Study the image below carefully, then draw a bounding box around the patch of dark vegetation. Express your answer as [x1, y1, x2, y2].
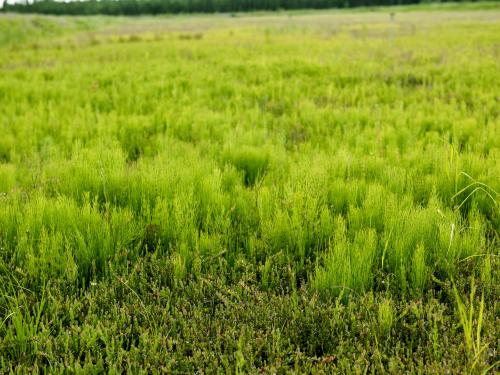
[384, 72, 428, 88]
[0, 254, 498, 373]
[285, 123, 309, 149]
[142, 223, 160, 253]
[178, 33, 203, 41]
[223, 148, 269, 187]
[118, 122, 158, 162]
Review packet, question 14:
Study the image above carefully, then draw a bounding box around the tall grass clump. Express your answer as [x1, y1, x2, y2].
[2, 195, 138, 285]
[313, 216, 377, 296]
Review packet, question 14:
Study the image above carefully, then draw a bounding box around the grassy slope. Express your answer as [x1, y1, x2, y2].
[0, 4, 499, 373]
[0, 16, 122, 48]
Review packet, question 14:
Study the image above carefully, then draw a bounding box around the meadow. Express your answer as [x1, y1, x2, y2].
[0, 4, 499, 373]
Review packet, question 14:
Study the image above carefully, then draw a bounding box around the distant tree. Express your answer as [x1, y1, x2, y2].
[0, 0, 460, 15]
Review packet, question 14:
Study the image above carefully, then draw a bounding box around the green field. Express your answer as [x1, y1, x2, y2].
[0, 5, 499, 373]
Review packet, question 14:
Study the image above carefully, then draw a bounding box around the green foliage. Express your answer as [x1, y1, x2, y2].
[377, 298, 394, 337]
[0, 8, 498, 372]
[3, 0, 500, 15]
[313, 217, 378, 295]
[452, 278, 497, 372]
[0, 257, 498, 373]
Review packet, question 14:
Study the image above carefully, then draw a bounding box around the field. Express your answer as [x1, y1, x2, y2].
[0, 4, 499, 373]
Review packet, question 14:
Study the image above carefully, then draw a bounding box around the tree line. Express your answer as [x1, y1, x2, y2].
[1, 0, 462, 16]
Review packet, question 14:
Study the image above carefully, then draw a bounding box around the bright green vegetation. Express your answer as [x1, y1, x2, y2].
[0, 7, 499, 373]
